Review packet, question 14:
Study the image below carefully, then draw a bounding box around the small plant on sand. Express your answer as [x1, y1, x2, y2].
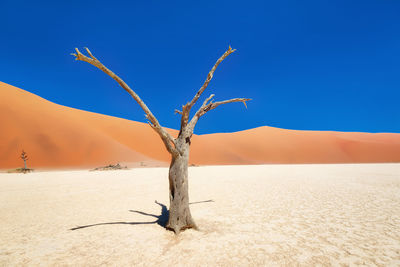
[21, 150, 28, 169]
[20, 150, 33, 173]
[7, 150, 34, 173]
[72, 46, 251, 234]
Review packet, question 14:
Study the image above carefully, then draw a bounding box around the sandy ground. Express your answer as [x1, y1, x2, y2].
[1, 164, 400, 266]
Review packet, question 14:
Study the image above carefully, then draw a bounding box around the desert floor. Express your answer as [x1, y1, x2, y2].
[1, 164, 399, 266]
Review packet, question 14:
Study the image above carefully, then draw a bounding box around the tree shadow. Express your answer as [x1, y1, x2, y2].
[189, 199, 214, 205]
[129, 200, 169, 227]
[70, 199, 214, 231]
[70, 200, 168, 231]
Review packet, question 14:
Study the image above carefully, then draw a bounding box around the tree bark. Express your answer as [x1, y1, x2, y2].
[166, 137, 197, 234]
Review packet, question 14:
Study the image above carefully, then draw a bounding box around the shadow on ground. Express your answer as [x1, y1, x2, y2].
[70, 200, 214, 231]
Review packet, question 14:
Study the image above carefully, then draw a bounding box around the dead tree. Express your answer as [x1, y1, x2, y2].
[71, 46, 251, 234]
[21, 150, 28, 169]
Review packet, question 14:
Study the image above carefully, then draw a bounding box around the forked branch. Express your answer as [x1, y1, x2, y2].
[71, 48, 178, 156]
[188, 96, 251, 130]
[179, 46, 236, 128]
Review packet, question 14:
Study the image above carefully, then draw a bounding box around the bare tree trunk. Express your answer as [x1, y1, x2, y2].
[23, 160, 27, 169]
[166, 137, 196, 234]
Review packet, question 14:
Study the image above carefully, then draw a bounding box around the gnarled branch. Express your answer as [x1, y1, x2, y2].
[71, 47, 178, 157]
[179, 46, 236, 129]
[206, 98, 251, 112]
[188, 96, 251, 131]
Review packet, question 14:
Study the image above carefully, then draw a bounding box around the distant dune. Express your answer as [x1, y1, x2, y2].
[1, 81, 400, 169]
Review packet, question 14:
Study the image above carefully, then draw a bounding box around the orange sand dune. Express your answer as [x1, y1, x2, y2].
[1, 81, 400, 169]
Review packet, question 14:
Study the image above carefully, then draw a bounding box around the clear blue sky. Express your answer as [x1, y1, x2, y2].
[1, 0, 400, 134]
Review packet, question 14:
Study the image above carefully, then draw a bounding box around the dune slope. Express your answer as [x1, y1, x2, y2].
[0, 82, 170, 169]
[1, 81, 400, 169]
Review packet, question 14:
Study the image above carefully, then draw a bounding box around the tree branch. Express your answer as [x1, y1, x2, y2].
[174, 109, 183, 115]
[206, 98, 251, 112]
[71, 47, 178, 156]
[179, 46, 236, 129]
[188, 97, 251, 131]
